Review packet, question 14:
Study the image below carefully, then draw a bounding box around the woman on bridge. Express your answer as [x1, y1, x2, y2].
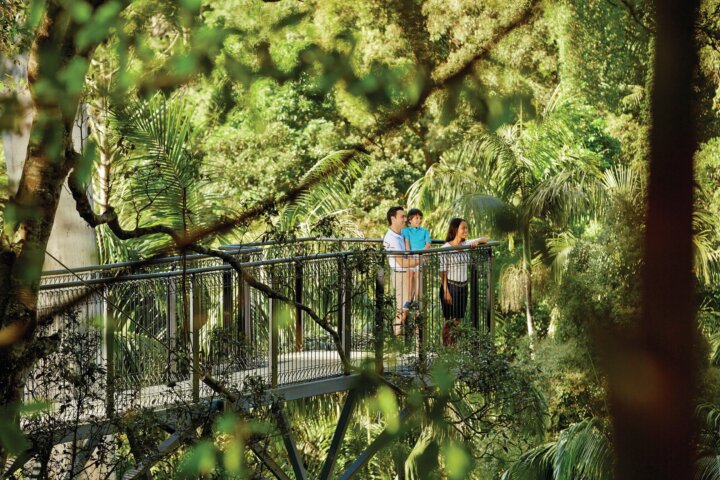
[439, 218, 488, 346]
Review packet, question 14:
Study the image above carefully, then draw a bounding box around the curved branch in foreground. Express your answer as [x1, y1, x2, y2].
[68, 148, 364, 249]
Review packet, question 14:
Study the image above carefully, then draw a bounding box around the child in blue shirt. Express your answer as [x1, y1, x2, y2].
[401, 208, 431, 308]
[402, 208, 432, 251]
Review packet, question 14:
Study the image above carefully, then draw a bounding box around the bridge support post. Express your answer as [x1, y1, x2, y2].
[319, 390, 358, 480]
[238, 264, 252, 368]
[338, 255, 352, 372]
[103, 285, 115, 417]
[190, 274, 200, 403]
[374, 264, 385, 374]
[270, 266, 280, 388]
[295, 261, 304, 352]
[273, 403, 308, 480]
[167, 278, 178, 382]
[337, 407, 413, 480]
[486, 249, 495, 336]
[417, 274, 426, 373]
[249, 443, 292, 480]
[470, 255, 480, 331]
[222, 264, 234, 330]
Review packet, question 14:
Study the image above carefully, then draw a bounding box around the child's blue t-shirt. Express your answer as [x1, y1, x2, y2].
[401, 226, 431, 251]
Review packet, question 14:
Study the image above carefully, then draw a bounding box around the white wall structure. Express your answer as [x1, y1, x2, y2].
[2, 54, 98, 271]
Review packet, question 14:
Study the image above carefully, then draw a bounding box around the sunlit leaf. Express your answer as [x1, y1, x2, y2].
[374, 386, 399, 434]
[443, 441, 472, 480]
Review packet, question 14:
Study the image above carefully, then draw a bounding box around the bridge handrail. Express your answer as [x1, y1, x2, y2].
[40, 240, 499, 290]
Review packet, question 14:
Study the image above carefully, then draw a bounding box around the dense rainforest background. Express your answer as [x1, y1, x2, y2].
[0, 0, 719, 478]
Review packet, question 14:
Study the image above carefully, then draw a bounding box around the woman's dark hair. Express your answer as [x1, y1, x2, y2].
[407, 208, 423, 222]
[445, 217, 466, 242]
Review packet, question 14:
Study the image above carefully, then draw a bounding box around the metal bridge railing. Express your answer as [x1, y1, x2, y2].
[28, 239, 497, 421]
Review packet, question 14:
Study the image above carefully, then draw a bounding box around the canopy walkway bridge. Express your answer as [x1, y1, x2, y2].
[11, 238, 497, 479]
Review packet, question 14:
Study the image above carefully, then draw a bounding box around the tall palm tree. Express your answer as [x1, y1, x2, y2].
[409, 95, 601, 337]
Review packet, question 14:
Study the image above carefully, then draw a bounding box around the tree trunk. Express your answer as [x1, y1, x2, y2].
[43, 102, 98, 271]
[1, 54, 33, 196]
[522, 225, 534, 337]
[0, 122, 72, 464]
[610, 1, 699, 479]
[0, 7, 95, 464]
[2, 54, 97, 272]
[88, 99, 113, 216]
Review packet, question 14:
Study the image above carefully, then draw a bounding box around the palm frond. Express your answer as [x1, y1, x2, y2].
[620, 85, 644, 109]
[547, 232, 578, 282]
[297, 149, 365, 190]
[697, 403, 720, 434]
[527, 156, 600, 226]
[552, 419, 613, 480]
[406, 159, 480, 234]
[695, 456, 720, 480]
[693, 209, 720, 285]
[275, 149, 367, 237]
[105, 93, 235, 257]
[279, 185, 362, 237]
[501, 443, 556, 480]
[453, 193, 518, 235]
[602, 165, 638, 194]
[404, 426, 447, 480]
[498, 263, 527, 313]
[502, 419, 612, 480]
[540, 84, 575, 119]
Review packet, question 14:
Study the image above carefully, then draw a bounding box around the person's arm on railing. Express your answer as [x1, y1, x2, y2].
[390, 254, 421, 268]
[467, 237, 490, 247]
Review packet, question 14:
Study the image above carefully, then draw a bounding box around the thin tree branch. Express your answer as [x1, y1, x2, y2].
[187, 243, 351, 370]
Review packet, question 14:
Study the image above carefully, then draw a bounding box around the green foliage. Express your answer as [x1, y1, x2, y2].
[0, 1, 28, 55]
[4, 0, 720, 477]
[502, 418, 613, 480]
[101, 93, 233, 259]
[351, 157, 419, 212]
[274, 148, 368, 237]
[548, 0, 651, 110]
[552, 169, 643, 340]
[531, 338, 608, 431]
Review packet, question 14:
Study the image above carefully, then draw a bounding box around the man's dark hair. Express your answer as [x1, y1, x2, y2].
[407, 208, 423, 222]
[387, 206, 404, 226]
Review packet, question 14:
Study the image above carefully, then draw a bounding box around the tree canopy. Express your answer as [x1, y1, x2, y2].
[1, 0, 719, 478]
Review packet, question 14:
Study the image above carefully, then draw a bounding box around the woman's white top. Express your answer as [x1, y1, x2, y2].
[439, 241, 473, 283]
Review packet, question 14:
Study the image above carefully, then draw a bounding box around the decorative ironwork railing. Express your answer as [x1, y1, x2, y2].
[29, 238, 497, 420]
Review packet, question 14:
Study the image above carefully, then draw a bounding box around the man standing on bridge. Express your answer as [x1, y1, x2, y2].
[383, 206, 422, 336]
